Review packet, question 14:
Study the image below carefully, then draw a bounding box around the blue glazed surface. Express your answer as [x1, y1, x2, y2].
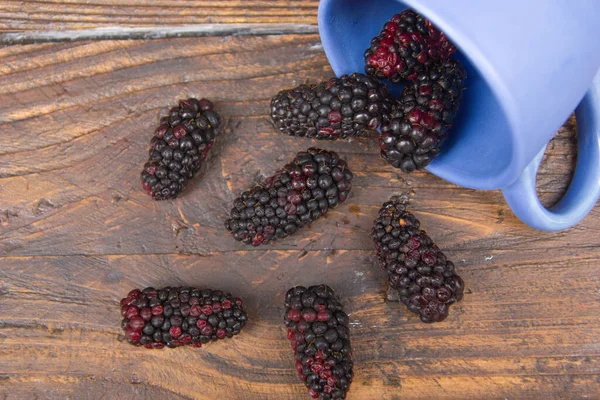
[503, 72, 600, 231]
[318, 0, 600, 230]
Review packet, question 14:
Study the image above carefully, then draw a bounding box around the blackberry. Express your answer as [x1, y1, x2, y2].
[140, 98, 222, 200]
[270, 73, 393, 139]
[120, 286, 247, 349]
[371, 199, 464, 323]
[380, 58, 466, 172]
[365, 9, 456, 82]
[284, 285, 353, 399]
[224, 148, 353, 246]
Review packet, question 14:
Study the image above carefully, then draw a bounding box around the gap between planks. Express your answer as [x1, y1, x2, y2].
[0, 24, 320, 45]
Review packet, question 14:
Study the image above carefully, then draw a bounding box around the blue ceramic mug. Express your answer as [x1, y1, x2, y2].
[318, 0, 600, 231]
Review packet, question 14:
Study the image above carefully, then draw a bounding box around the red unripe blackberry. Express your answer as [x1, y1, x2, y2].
[364, 9, 457, 82]
[371, 198, 464, 323]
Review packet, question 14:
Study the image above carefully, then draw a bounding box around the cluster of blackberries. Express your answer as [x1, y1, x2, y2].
[364, 10, 466, 172]
[131, 9, 469, 400]
[284, 285, 354, 399]
[224, 148, 353, 246]
[120, 287, 247, 349]
[268, 10, 466, 173]
[372, 199, 464, 322]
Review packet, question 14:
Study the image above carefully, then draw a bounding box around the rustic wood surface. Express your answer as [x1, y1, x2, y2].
[0, 4, 599, 399]
[0, 1, 319, 32]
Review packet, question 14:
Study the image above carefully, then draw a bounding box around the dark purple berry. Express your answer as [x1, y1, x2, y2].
[271, 74, 392, 139]
[379, 59, 466, 172]
[372, 198, 464, 323]
[225, 148, 353, 246]
[365, 9, 457, 82]
[119, 287, 247, 349]
[140, 98, 222, 200]
[284, 285, 353, 399]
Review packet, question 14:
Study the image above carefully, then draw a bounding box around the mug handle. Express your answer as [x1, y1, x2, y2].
[502, 70, 600, 231]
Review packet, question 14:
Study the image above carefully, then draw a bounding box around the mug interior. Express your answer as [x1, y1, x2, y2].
[319, 0, 515, 189]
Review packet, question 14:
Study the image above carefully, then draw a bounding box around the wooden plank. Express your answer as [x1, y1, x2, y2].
[0, 35, 599, 399]
[0, 0, 319, 32]
[1, 251, 599, 399]
[0, 24, 321, 45]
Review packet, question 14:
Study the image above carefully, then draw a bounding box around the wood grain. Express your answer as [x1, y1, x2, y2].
[0, 0, 319, 32]
[0, 35, 599, 400]
[0, 24, 320, 45]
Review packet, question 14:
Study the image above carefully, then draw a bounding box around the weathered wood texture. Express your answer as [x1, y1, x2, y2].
[0, 35, 599, 400]
[0, 1, 319, 32]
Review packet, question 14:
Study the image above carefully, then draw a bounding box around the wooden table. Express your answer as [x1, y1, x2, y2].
[1, 2, 598, 399]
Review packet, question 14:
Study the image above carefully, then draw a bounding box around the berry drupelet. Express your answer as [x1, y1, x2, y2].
[364, 9, 456, 82]
[140, 98, 222, 200]
[224, 148, 353, 246]
[379, 58, 466, 172]
[270, 73, 393, 139]
[284, 285, 353, 400]
[372, 199, 464, 323]
[120, 287, 247, 349]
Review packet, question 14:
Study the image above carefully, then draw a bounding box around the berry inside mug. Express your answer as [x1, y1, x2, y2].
[318, 0, 600, 231]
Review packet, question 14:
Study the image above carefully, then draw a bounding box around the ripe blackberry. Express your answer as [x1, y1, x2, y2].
[284, 285, 353, 399]
[224, 148, 353, 246]
[140, 98, 222, 200]
[270, 73, 393, 139]
[120, 286, 247, 349]
[365, 9, 456, 82]
[380, 58, 466, 172]
[372, 199, 464, 323]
